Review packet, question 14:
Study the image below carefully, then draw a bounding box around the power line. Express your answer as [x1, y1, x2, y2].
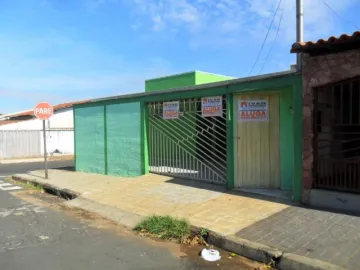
[258, 2, 285, 75]
[248, 0, 283, 76]
[319, 0, 359, 30]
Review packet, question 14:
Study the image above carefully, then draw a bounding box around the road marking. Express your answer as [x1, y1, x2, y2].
[0, 183, 22, 191]
[0, 183, 12, 187]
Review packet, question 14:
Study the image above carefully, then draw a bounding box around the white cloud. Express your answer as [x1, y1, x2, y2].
[128, 0, 359, 48]
[0, 32, 176, 108]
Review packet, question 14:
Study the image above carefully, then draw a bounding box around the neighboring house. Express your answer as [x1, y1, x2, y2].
[0, 100, 88, 159]
[0, 101, 88, 130]
[291, 30, 360, 212]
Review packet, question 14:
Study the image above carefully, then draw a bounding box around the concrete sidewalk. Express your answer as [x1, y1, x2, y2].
[12, 169, 353, 270]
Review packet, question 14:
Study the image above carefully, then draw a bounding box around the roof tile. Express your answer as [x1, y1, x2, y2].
[291, 30, 360, 53]
[11, 100, 90, 118]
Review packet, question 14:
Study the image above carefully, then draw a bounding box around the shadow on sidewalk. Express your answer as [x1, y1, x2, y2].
[165, 177, 296, 206]
[165, 176, 360, 217]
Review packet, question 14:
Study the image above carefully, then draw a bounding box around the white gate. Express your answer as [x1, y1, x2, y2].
[148, 98, 227, 184]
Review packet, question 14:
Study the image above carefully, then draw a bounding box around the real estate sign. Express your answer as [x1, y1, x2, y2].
[201, 96, 222, 117]
[238, 99, 269, 122]
[163, 101, 180, 119]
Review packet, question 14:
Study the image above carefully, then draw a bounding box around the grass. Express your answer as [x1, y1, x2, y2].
[8, 177, 44, 192]
[134, 215, 191, 242]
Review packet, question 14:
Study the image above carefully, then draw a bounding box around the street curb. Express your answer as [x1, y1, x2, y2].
[11, 174, 347, 270]
[11, 175, 79, 200]
[191, 226, 281, 264]
[191, 228, 346, 270]
[278, 253, 346, 270]
[64, 197, 145, 229]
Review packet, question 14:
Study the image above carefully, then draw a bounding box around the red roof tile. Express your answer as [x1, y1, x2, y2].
[291, 31, 360, 53]
[0, 120, 25, 126]
[8, 100, 90, 118]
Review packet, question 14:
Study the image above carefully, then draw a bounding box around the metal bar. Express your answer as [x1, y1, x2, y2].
[150, 117, 227, 160]
[149, 119, 227, 170]
[340, 83, 343, 125]
[350, 82, 353, 124]
[313, 88, 319, 188]
[43, 120, 48, 179]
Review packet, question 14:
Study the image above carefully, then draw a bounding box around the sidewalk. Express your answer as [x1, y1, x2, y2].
[12, 169, 354, 269]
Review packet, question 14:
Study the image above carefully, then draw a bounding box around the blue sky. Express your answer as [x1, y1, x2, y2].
[0, 0, 359, 113]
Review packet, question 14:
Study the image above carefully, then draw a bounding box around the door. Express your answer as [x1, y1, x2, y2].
[235, 94, 280, 188]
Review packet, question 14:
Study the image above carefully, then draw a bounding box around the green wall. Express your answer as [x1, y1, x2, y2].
[106, 102, 142, 177]
[74, 102, 142, 177]
[74, 106, 105, 174]
[280, 89, 294, 190]
[145, 71, 234, 92]
[145, 72, 195, 92]
[195, 71, 234, 85]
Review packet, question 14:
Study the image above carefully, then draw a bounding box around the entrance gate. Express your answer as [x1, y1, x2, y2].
[313, 76, 360, 193]
[148, 98, 227, 184]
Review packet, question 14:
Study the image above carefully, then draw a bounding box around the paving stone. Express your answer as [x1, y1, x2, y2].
[236, 206, 360, 269]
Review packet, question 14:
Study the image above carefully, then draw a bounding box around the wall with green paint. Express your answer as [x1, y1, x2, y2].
[74, 72, 302, 201]
[74, 106, 105, 174]
[145, 71, 234, 92]
[195, 71, 234, 85]
[106, 102, 142, 177]
[145, 72, 195, 92]
[280, 88, 294, 190]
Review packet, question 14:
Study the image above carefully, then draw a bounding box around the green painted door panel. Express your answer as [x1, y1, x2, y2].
[106, 102, 142, 177]
[75, 106, 105, 174]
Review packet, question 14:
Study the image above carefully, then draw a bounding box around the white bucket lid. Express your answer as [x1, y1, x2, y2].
[201, 248, 221, 262]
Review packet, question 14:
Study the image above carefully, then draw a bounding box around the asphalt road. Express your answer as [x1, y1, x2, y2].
[0, 162, 265, 270]
[0, 160, 74, 176]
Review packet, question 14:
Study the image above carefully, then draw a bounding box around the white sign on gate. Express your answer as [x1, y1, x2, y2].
[201, 96, 223, 117]
[163, 101, 180, 119]
[238, 99, 269, 122]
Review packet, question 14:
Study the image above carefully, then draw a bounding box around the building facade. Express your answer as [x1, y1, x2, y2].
[74, 71, 303, 201]
[291, 31, 360, 211]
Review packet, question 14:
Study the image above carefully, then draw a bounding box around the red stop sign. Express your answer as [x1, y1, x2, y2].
[34, 102, 54, 120]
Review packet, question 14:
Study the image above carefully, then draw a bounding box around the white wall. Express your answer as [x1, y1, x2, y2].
[40, 130, 74, 155]
[0, 130, 74, 159]
[0, 108, 74, 130]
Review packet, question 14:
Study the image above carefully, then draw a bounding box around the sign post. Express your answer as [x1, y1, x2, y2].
[34, 102, 54, 179]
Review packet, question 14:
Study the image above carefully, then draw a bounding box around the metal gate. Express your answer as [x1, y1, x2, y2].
[148, 97, 227, 184]
[313, 76, 360, 193]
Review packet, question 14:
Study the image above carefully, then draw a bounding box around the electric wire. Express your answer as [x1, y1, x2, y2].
[248, 0, 283, 76]
[258, 2, 286, 75]
[319, 0, 359, 30]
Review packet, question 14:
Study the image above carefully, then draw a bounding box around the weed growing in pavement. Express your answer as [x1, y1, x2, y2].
[8, 178, 44, 192]
[134, 215, 191, 242]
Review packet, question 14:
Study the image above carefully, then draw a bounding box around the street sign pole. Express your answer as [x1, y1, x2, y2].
[34, 102, 53, 180]
[43, 120, 48, 179]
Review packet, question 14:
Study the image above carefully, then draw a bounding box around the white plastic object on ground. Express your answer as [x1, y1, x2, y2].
[201, 248, 221, 262]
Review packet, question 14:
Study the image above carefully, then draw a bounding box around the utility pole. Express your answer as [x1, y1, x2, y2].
[296, 0, 304, 71]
